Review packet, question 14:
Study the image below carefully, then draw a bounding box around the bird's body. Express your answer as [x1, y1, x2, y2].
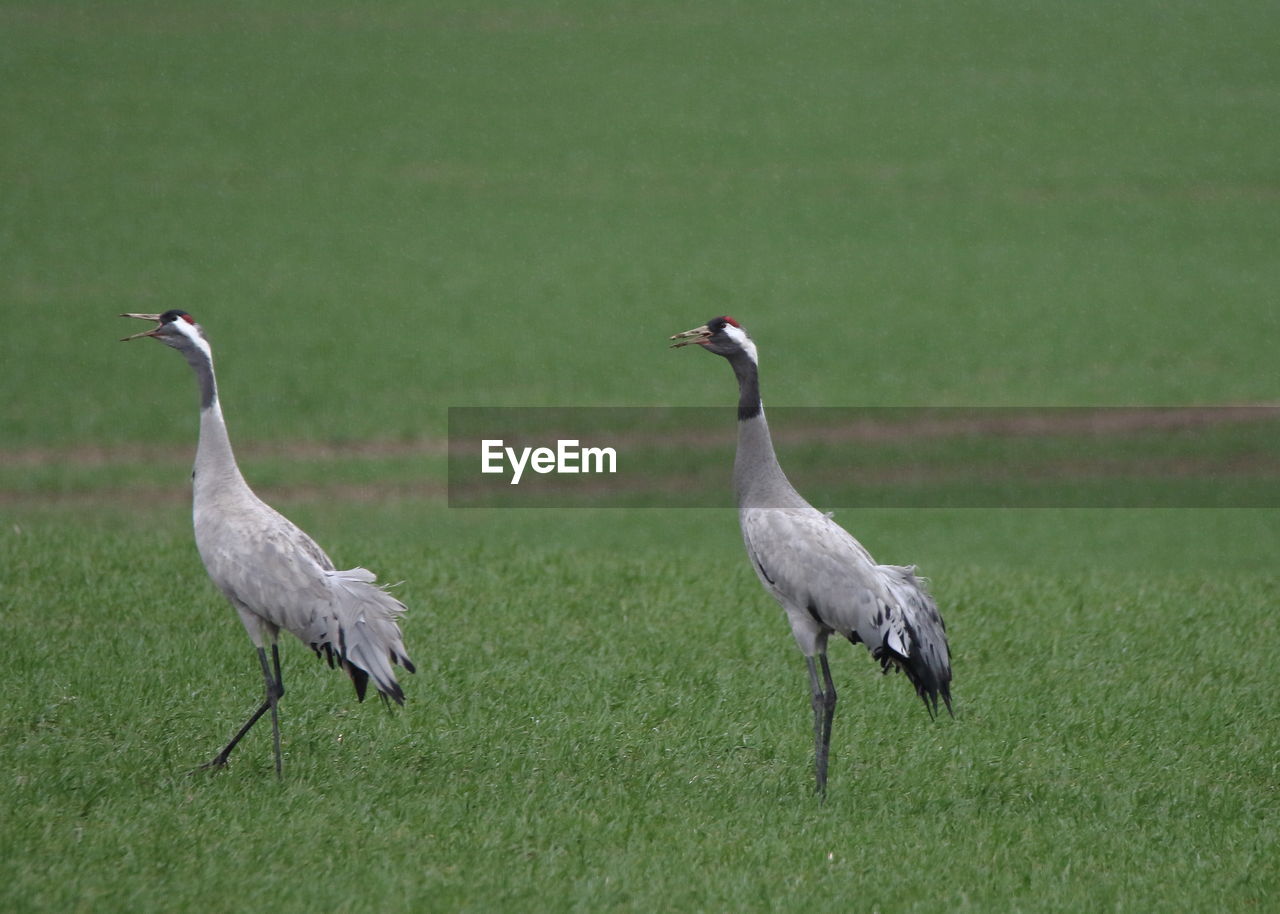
[191, 402, 411, 704]
[672, 316, 951, 795]
[741, 506, 945, 672]
[123, 310, 414, 773]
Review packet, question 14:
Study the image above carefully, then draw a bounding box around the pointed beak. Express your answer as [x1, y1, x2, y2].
[669, 324, 712, 348]
[120, 313, 164, 341]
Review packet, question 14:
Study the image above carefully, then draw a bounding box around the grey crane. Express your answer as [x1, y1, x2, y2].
[671, 316, 951, 796]
[122, 310, 415, 775]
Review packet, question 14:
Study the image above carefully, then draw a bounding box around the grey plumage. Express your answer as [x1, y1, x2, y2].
[672, 316, 951, 796]
[123, 310, 414, 775]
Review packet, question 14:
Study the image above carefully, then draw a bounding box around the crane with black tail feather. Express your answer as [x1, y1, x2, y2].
[671, 316, 952, 797]
[122, 311, 415, 776]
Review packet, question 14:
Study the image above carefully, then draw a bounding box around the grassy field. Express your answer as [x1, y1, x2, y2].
[4, 506, 1279, 911]
[3, 1, 1279, 911]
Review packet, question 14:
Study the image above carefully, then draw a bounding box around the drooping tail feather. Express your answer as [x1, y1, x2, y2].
[319, 567, 415, 705]
[876, 564, 953, 718]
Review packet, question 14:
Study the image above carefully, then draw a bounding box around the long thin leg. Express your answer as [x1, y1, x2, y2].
[806, 654, 838, 799]
[818, 653, 837, 793]
[805, 656, 825, 797]
[201, 699, 270, 770]
[200, 645, 284, 773]
[267, 643, 284, 777]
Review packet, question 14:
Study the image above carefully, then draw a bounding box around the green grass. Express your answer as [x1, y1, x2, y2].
[3, 0, 1279, 910]
[3, 0, 1280, 448]
[3, 506, 1279, 911]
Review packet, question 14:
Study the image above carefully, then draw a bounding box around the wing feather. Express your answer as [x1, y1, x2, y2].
[195, 495, 414, 703]
[740, 506, 952, 714]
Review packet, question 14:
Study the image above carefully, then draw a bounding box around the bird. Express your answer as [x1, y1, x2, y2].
[671, 316, 951, 796]
[122, 310, 415, 775]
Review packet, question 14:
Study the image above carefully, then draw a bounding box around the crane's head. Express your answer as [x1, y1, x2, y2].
[669, 316, 757, 363]
[120, 310, 210, 356]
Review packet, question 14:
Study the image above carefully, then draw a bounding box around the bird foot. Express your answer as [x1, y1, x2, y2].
[195, 754, 230, 773]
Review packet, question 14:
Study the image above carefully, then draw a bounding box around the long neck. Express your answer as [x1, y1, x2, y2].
[185, 346, 249, 494]
[729, 352, 803, 508]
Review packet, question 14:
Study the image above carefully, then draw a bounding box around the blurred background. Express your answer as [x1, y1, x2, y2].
[3, 0, 1277, 467]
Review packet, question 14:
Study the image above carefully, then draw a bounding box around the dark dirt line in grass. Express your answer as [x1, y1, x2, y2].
[0, 437, 450, 470]
[2, 401, 1280, 509]
[8, 449, 1278, 511]
[446, 451, 1280, 507]
[3, 405, 1278, 509]
[6, 405, 1277, 469]
[449, 404, 1280, 452]
[0, 480, 451, 510]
